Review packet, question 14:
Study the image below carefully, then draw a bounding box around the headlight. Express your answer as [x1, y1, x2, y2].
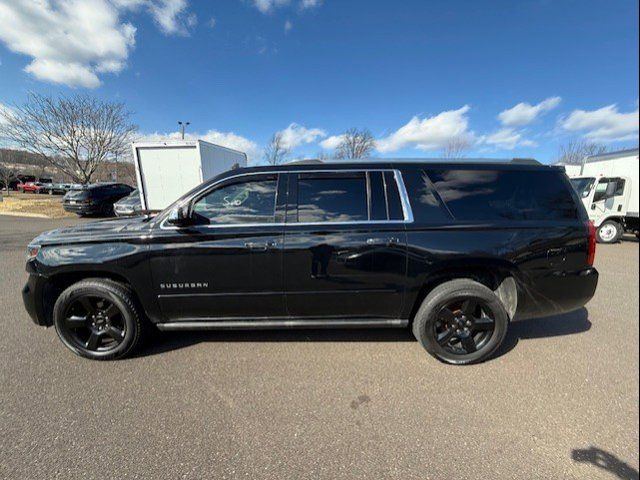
[26, 244, 41, 261]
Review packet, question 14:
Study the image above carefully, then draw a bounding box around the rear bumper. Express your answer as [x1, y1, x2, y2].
[63, 203, 101, 215]
[515, 267, 599, 320]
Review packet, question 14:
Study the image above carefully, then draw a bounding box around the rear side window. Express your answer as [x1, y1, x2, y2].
[427, 169, 579, 221]
[297, 173, 368, 223]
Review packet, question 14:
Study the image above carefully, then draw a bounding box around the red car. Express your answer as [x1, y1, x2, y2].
[17, 182, 45, 194]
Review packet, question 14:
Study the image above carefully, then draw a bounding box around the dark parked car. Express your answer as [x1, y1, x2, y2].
[23, 160, 598, 363]
[62, 183, 134, 216]
[42, 182, 72, 195]
[114, 189, 143, 217]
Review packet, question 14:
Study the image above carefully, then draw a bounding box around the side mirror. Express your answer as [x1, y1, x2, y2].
[605, 182, 617, 198]
[165, 205, 193, 227]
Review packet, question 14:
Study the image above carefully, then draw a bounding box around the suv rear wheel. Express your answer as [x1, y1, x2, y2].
[53, 279, 146, 360]
[412, 279, 509, 365]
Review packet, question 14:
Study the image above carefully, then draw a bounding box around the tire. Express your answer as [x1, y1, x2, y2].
[412, 279, 510, 365]
[596, 220, 623, 244]
[53, 278, 146, 360]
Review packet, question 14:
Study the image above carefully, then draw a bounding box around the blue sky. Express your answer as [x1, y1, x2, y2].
[0, 0, 638, 164]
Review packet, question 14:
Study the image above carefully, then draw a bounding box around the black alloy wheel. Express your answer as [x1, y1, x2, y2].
[412, 279, 510, 365]
[53, 279, 145, 360]
[433, 298, 496, 356]
[59, 295, 127, 353]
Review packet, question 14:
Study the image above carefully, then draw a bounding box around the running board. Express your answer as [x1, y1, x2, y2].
[156, 318, 408, 331]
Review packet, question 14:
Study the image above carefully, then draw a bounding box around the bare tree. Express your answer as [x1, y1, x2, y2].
[557, 139, 609, 165]
[334, 128, 376, 159]
[0, 150, 16, 195]
[441, 136, 472, 159]
[0, 93, 137, 184]
[263, 132, 289, 165]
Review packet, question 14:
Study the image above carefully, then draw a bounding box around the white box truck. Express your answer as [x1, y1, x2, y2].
[132, 140, 247, 211]
[568, 148, 639, 243]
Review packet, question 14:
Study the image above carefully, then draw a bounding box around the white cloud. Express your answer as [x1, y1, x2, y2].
[483, 128, 537, 150]
[207, 17, 217, 28]
[498, 96, 561, 127]
[140, 130, 260, 161]
[277, 123, 326, 150]
[251, 0, 322, 14]
[284, 19, 293, 33]
[300, 0, 323, 10]
[376, 106, 474, 153]
[0, 0, 195, 88]
[252, 0, 290, 14]
[319, 134, 345, 150]
[560, 104, 639, 142]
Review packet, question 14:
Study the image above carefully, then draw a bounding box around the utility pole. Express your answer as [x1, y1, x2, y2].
[178, 121, 190, 140]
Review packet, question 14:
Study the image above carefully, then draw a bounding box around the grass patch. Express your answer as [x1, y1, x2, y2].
[0, 192, 75, 218]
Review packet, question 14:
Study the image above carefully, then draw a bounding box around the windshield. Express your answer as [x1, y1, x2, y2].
[570, 177, 595, 198]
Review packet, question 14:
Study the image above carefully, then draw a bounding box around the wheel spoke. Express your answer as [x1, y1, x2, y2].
[462, 299, 477, 316]
[436, 328, 455, 345]
[103, 303, 119, 320]
[438, 308, 456, 324]
[78, 297, 96, 315]
[474, 316, 494, 331]
[461, 336, 477, 353]
[107, 326, 124, 342]
[63, 315, 88, 328]
[85, 331, 101, 350]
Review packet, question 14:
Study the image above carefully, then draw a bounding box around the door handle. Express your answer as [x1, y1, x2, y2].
[366, 237, 400, 246]
[244, 241, 278, 250]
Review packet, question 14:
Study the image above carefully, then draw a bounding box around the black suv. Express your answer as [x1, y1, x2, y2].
[63, 183, 134, 216]
[23, 160, 598, 364]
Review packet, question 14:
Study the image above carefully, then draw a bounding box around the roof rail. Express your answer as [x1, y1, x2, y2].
[285, 159, 325, 165]
[510, 158, 541, 165]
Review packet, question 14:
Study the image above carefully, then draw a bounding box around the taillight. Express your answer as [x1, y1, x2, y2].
[587, 221, 596, 266]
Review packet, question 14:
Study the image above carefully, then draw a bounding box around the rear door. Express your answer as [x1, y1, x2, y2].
[282, 169, 408, 320]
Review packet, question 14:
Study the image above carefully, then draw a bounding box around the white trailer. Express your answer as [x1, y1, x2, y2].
[568, 148, 639, 243]
[132, 140, 247, 211]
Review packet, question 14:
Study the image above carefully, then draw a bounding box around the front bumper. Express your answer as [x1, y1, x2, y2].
[22, 273, 51, 326]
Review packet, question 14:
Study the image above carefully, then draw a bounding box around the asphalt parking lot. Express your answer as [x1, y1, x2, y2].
[1, 215, 638, 480]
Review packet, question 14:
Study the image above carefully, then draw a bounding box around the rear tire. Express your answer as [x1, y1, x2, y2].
[53, 278, 146, 360]
[596, 220, 623, 244]
[412, 279, 509, 365]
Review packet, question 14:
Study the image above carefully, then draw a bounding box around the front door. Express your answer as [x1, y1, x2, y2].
[590, 177, 629, 225]
[282, 170, 408, 320]
[149, 173, 286, 321]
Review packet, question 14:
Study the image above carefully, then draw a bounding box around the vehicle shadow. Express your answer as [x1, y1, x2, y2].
[572, 446, 639, 480]
[135, 308, 592, 359]
[493, 307, 591, 359]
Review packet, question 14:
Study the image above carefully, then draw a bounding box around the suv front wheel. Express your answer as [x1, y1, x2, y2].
[53, 279, 146, 360]
[412, 279, 509, 365]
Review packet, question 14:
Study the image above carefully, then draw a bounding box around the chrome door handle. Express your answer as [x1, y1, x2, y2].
[366, 237, 400, 246]
[244, 241, 278, 250]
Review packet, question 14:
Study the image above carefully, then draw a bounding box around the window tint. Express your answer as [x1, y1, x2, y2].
[368, 172, 387, 221]
[193, 176, 277, 225]
[427, 169, 579, 221]
[401, 169, 451, 223]
[384, 171, 405, 221]
[297, 173, 368, 223]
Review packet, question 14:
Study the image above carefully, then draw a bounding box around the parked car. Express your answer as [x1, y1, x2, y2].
[23, 160, 598, 363]
[41, 182, 71, 195]
[114, 189, 143, 217]
[17, 181, 45, 193]
[62, 183, 134, 216]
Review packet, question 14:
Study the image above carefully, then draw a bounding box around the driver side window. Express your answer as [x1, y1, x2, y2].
[192, 175, 278, 225]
